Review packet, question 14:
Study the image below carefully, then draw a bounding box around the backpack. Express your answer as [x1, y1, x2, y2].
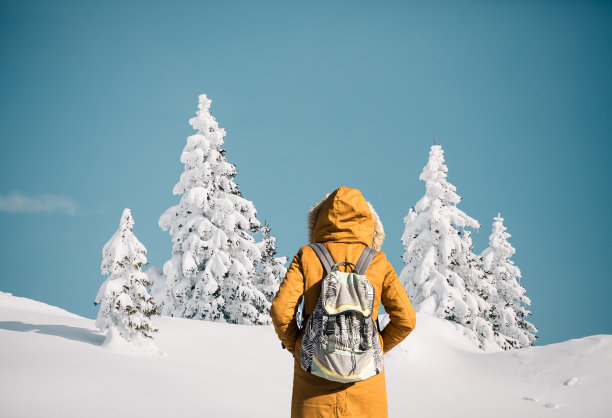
[299, 243, 384, 383]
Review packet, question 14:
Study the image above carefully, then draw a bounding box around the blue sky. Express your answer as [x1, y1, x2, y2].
[1, 0, 610, 345]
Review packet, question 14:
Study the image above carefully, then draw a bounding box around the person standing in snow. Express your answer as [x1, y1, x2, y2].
[271, 186, 417, 417]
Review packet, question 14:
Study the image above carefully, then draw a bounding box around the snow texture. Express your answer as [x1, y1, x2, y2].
[1, 292, 610, 418]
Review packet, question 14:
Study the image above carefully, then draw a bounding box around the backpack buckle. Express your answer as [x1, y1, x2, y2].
[325, 319, 336, 352]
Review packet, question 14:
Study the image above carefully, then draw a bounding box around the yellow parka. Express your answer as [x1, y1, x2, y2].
[271, 186, 417, 418]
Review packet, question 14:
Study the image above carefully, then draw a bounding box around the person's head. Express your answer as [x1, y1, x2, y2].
[307, 186, 385, 250]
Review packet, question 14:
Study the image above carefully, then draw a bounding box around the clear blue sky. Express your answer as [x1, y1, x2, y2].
[1, 0, 610, 345]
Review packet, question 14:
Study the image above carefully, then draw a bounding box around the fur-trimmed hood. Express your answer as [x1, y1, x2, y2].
[307, 186, 385, 250]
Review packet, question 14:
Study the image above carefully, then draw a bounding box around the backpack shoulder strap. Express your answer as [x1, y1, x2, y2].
[308, 243, 335, 275]
[354, 246, 378, 275]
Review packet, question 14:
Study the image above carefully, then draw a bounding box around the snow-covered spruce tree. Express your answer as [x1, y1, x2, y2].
[481, 213, 537, 349]
[399, 144, 499, 350]
[95, 208, 158, 342]
[255, 222, 287, 304]
[452, 229, 499, 349]
[157, 94, 270, 325]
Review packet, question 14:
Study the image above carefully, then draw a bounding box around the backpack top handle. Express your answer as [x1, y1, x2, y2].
[331, 261, 357, 272]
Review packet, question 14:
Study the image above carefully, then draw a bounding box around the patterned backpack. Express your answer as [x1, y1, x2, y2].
[299, 243, 384, 383]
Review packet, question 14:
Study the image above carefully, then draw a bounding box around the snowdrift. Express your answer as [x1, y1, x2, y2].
[0, 291, 610, 417]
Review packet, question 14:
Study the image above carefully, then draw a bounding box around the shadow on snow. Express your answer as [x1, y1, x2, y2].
[0, 321, 105, 346]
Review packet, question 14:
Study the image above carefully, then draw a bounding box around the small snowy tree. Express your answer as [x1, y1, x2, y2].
[95, 208, 158, 342]
[157, 94, 270, 325]
[482, 213, 537, 349]
[255, 222, 287, 304]
[453, 229, 498, 349]
[400, 144, 498, 350]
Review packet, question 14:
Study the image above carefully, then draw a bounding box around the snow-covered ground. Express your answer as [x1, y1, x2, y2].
[0, 291, 610, 418]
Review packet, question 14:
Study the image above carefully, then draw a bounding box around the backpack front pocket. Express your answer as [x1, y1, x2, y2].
[311, 343, 379, 383]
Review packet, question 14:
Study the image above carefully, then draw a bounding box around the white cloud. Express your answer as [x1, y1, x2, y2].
[0, 191, 78, 215]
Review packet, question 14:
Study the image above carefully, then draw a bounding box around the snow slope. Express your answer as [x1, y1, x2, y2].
[0, 291, 610, 418]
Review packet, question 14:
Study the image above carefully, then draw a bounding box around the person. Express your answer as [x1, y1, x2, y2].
[271, 186, 417, 418]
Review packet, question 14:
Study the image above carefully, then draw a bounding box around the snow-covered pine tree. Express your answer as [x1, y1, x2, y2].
[157, 94, 270, 325]
[452, 229, 499, 349]
[400, 144, 498, 350]
[481, 213, 537, 349]
[255, 222, 287, 304]
[95, 208, 158, 342]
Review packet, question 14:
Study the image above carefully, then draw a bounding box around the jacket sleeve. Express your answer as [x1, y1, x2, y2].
[380, 259, 416, 354]
[270, 248, 304, 355]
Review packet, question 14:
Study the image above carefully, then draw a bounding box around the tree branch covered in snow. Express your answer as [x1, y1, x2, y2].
[255, 222, 287, 304]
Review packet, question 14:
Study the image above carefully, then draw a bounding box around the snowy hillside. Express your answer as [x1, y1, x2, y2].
[0, 291, 610, 418]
